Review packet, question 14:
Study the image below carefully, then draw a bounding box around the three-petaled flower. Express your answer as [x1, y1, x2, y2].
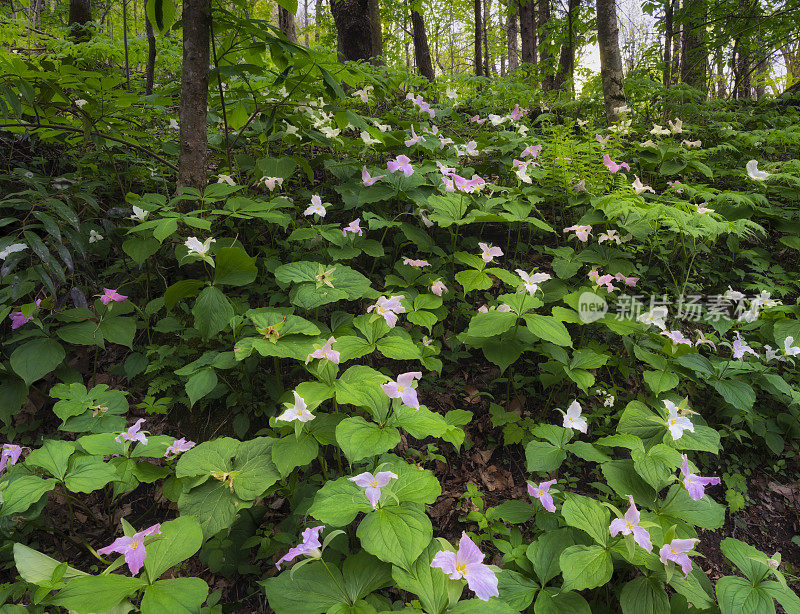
[185, 237, 215, 257]
[0, 443, 22, 472]
[343, 219, 364, 237]
[304, 195, 327, 217]
[367, 295, 405, 327]
[659, 538, 698, 577]
[116, 418, 148, 445]
[430, 532, 499, 601]
[515, 269, 550, 295]
[563, 225, 592, 242]
[349, 471, 398, 508]
[431, 280, 448, 296]
[528, 479, 557, 512]
[306, 337, 340, 364]
[387, 154, 414, 177]
[562, 400, 588, 433]
[680, 454, 720, 500]
[609, 495, 652, 551]
[664, 400, 694, 440]
[382, 371, 422, 409]
[362, 166, 386, 187]
[478, 242, 503, 263]
[97, 523, 162, 575]
[277, 391, 315, 423]
[100, 288, 127, 305]
[276, 526, 325, 569]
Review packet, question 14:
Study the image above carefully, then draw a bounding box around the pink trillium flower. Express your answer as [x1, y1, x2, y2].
[595, 134, 610, 149]
[431, 280, 448, 296]
[387, 154, 414, 177]
[441, 175, 455, 192]
[664, 400, 694, 440]
[680, 455, 720, 500]
[362, 166, 386, 187]
[516, 269, 550, 295]
[661, 330, 692, 346]
[275, 526, 324, 570]
[563, 225, 592, 242]
[732, 332, 757, 359]
[632, 175, 655, 194]
[454, 174, 485, 193]
[521, 144, 542, 158]
[306, 336, 340, 364]
[100, 288, 127, 305]
[97, 523, 162, 575]
[659, 538, 698, 577]
[470, 115, 487, 125]
[0, 443, 22, 472]
[116, 419, 147, 446]
[695, 331, 716, 350]
[164, 438, 195, 457]
[598, 229, 621, 244]
[462, 141, 479, 156]
[403, 258, 430, 268]
[477, 305, 489, 313]
[404, 126, 424, 147]
[528, 479, 557, 512]
[349, 471, 398, 508]
[277, 391, 315, 423]
[9, 298, 41, 330]
[430, 532, 499, 601]
[478, 242, 503, 263]
[614, 272, 639, 287]
[263, 176, 284, 191]
[508, 104, 525, 121]
[496, 304, 512, 312]
[382, 371, 423, 409]
[603, 154, 630, 173]
[436, 161, 456, 175]
[367, 295, 405, 327]
[562, 400, 588, 433]
[343, 219, 364, 237]
[609, 495, 653, 551]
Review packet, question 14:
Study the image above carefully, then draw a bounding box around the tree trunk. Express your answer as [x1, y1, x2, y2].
[368, 0, 383, 61]
[679, 3, 706, 92]
[596, 0, 626, 125]
[68, 0, 92, 42]
[145, 8, 156, 95]
[331, 0, 376, 62]
[278, 7, 297, 42]
[315, 0, 322, 41]
[671, 0, 681, 84]
[411, 6, 435, 81]
[519, 0, 536, 65]
[538, 0, 555, 89]
[177, 0, 211, 191]
[304, 0, 310, 45]
[733, 0, 754, 99]
[662, 0, 673, 88]
[122, 0, 131, 89]
[483, 0, 491, 76]
[553, 0, 579, 94]
[474, 0, 483, 76]
[507, 2, 519, 70]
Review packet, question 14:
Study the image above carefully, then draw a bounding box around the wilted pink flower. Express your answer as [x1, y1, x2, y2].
[661, 330, 692, 346]
[9, 298, 41, 330]
[0, 443, 22, 472]
[431, 532, 499, 601]
[306, 336, 340, 364]
[478, 242, 503, 263]
[343, 218, 363, 237]
[659, 538, 698, 577]
[164, 438, 195, 457]
[404, 126, 424, 147]
[680, 455, 720, 500]
[528, 479, 557, 512]
[470, 115, 487, 125]
[508, 104, 525, 121]
[603, 154, 630, 173]
[276, 526, 324, 570]
[368, 295, 405, 327]
[362, 166, 386, 187]
[609, 495, 652, 551]
[694, 331, 716, 350]
[263, 176, 284, 191]
[382, 371, 422, 409]
[350, 471, 398, 508]
[431, 280, 448, 296]
[100, 288, 127, 305]
[520, 144, 542, 158]
[116, 419, 147, 446]
[403, 258, 430, 268]
[387, 154, 414, 177]
[563, 225, 592, 242]
[97, 523, 162, 575]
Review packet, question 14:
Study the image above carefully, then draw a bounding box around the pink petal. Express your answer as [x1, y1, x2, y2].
[349, 472, 375, 487]
[609, 518, 628, 537]
[124, 543, 147, 575]
[374, 471, 398, 487]
[464, 562, 499, 600]
[430, 550, 458, 577]
[457, 532, 485, 565]
[631, 526, 652, 552]
[364, 486, 381, 508]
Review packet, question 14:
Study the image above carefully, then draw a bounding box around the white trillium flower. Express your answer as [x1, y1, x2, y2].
[637, 306, 668, 331]
[89, 229, 103, 243]
[664, 400, 694, 440]
[185, 237, 216, 256]
[169, 119, 179, 130]
[746, 160, 770, 181]
[562, 400, 588, 433]
[217, 174, 236, 186]
[131, 206, 149, 222]
[277, 391, 315, 422]
[0, 243, 27, 260]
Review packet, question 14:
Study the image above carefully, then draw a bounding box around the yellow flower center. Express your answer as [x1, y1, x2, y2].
[378, 307, 385, 314]
[455, 562, 467, 574]
[670, 548, 677, 555]
[669, 419, 676, 426]
[129, 541, 139, 550]
[369, 480, 378, 488]
[626, 522, 634, 530]
[397, 385, 405, 392]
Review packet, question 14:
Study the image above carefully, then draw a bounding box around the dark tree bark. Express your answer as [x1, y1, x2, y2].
[177, 0, 211, 191]
[538, 0, 555, 90]
[331, 0, 377, 62]
[662, 0, 674, 88]
[553, 0, 580, 94]
[507, 2, 519, 70]
[278, 7, 297, 42]
[483, 0, 491, 76]
[411, 5, 435, 81]
[519, 0, 536, 65]
[733, 0, 755, 99]
[68, 0, 92, 42]
[596, 0, 626, 125]
[315, 0, 322, 41]
[671, 1, 681, 85]
[145, 8, 156, 95]
[368, 0, 383, 61]
[679, 3, 706, 92]
[474, 0, 483, 76]
[122, 0, 131, 89]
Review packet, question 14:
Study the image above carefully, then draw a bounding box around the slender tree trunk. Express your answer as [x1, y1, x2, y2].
[68, 0, 92, 42]
[507, 2, 519, 70]
[663, 0, 673, 88]
[519, 0, 536, 65]
[315, 0, 322, 41]
[538, 0, 555, 89]
[734, 0, 754, 99]
[679, 3, 706, 92]
[596, 0, 626, 124]
[178, 0, 211, 191]
[411, 6, 435, 81]
[122, 0, 131, 89]
[331, 0, 376, 62]
[715, 46, 725, 98]
[145, 9, 156, 95]
[304, 0, 310, 45]
[483, 0, 491, 76]
[474, 0, 483, 76]
[278, 7, 297, 42]
[553, 0, 579, 94]
[368, 0, 383, 61]
[671, 0, 681, 84]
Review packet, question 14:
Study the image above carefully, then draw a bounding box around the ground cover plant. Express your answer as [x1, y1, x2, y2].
[2, 0, 800, 612]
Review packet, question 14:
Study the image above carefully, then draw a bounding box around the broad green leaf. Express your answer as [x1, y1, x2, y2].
[309, 477, 374, 526]
[261, 560, 347, 614]
[620, 576, 669, 614]
[467, 311, 518, 337]
[25, 440, 75, 480]
[559, 545, 613, 591]
[177, 480, 251, 539]
[561, 494, 610, 546]
[214, 246, 257, 286]
[140, 578, 208, 614]
[716, 576, 774, 614]
[272, 433, 319, 477]
[14, 543, 87, 584]
[392, 541, 449, 614]
[341, 552, 393, 603]
[336, 417, 400, 462]
[10, 338, 65, 385]
[192, 286, 234, 339]
[49, 575, 146, 614]
[63, 455, 117, 493]
[659, 485, 725, 529]
[525, 440, 566, 473]
[144, 516, 203, 580]
[357, 503, 432, 569]
[185, 367, 217, 407]
[533, 588, 591, 614]
[524, 315, 572, 347]
[497, 569, 538, 611]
